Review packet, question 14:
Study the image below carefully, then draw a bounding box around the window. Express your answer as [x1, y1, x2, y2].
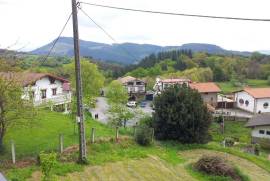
[259, 130, 265, 134]
[127, 82, 134, 86]
[136, 81, 142, 85]
[41, 89, 47, 99]
[239, 99, 244, 105]
[52, 88, 57, 96]
[49, 77, 56, 84]
[263, 102, 269, 109]
[245, 100, 249, 106]
[267, 131, 270, 135]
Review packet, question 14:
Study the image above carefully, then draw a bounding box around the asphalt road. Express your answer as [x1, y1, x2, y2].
[90, 97, 153, 126]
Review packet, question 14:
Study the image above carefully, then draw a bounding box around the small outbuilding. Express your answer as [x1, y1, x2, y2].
[246, 113, 270, 143]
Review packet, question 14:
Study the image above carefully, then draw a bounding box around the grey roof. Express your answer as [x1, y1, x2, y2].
[246, 113, 270, 127]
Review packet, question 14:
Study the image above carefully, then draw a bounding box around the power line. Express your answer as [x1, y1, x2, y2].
[78, 6, 138, 62]
[80, 2, 270, 22]
[40, 12, 72, 64]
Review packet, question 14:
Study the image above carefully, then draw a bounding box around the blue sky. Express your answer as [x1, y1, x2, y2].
[1, 0, 270, 51]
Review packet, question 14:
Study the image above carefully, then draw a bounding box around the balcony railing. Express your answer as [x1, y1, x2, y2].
[34, 93, 72, 106]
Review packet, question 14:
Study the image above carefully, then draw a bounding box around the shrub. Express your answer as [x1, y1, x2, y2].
[259, 138, 270, 150]
[135, 125, 153, 146]
[224, 137, 235, 147]
[39, 152, 57, 181]
[153, 86, 212, 143]
[194, 155, 249, 181]
[139, 116, 153, 127]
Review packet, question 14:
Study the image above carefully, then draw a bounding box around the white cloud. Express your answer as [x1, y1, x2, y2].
[1, 0, 270, 51]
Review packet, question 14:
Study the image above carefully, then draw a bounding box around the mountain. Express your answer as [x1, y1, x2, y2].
[30, 37, 252, 64]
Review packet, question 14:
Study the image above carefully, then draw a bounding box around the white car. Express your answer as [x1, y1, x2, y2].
[127, 101, 137, 107]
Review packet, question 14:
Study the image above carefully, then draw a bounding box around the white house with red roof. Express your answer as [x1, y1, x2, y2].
[190, 82, 221, 107]
[0, 72, 71, 112]
[234, 87, 270, 113]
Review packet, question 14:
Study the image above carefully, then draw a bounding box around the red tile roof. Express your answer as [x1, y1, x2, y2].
[0, 72, 69, 86]
[243, 87, 270, 99]
[190, 82, 221, 93]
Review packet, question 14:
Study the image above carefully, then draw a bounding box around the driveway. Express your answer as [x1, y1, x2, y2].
[90, 97, 109, 124]
[90, 98, 154, 126]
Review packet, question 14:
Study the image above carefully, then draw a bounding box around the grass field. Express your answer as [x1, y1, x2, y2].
[210, 120, 251, 143]
[0, 110, 132, 160]
[2, 110, 270, 180]
[217, 79, 269, 93]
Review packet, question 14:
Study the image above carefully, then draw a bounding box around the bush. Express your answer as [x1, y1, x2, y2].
[39, 152, 57, 181]
[139, 116, 153, 127]
[259, 138, 270, 150]
[224, 137, 235, 147]
[153, 86, 212, 143]
[194, 156, 249, 181]
[135, 125, 153, 146]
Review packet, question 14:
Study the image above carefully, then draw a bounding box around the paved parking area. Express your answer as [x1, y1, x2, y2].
[90, 97, 154, 126]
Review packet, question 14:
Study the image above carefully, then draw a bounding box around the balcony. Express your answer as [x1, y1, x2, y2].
[34, 93, 72, 107]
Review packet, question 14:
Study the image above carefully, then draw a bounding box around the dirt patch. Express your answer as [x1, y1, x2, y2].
[180, 149, 270, 181]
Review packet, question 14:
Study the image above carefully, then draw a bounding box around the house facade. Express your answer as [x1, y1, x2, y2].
[234, 88, 270, 113]
[0, 72, 71, 112]
[153, 77, 191, 93]
[118, 76, 146, 94]
[246, 114, 270, 143]
[189, 82, 221, 107]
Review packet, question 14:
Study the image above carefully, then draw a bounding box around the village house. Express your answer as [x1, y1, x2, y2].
[246, 114, 270, 143]
[234, 88, 270, 114]
[118, 76, 146, 94]
[190, 82, 221, 107]
[0, 72, 71, 112]
[153, 77, 191, 93]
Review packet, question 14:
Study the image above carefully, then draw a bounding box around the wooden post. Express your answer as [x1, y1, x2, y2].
[151, 128, 155, 142]
[91, 128, 95, 144]
[133, 125, 137, 137]
[11, 140, 16, 164]
[115, 127, 119, 142]
[59, 134, 64, 153]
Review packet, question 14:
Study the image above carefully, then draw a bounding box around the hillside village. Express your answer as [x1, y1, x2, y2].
[2, 0, 270, 180]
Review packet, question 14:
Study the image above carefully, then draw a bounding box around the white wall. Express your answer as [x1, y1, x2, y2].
[235, 91, 255, 113]
[256, 98, 270, 113]
[23, 76, 64, 102]
[252, 126, 270, 139]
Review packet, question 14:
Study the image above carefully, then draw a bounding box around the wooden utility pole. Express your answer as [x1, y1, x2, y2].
[71, 0, 87, 163]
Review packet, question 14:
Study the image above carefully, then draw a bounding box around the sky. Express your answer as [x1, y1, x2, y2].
[1, 0, 270, 52]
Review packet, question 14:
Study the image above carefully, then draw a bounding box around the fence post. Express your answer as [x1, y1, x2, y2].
[91, 128, 95, 143]
[11, 140, 16, 164]
[59, 134, 64, 153]
[151, 128, 155, 142]
[133, 125, 137, 137]
[115, 127, 119, 142]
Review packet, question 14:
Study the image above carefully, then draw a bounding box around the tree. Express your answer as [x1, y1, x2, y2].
[0, 75, 37, 151]
[64, 59, 105, 106]
[106, 80, 128, 104]
[153, 85, 212, 143]
[108, 104, 134, 127]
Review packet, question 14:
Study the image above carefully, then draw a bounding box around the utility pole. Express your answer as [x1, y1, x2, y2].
[71, 0, 87, 163]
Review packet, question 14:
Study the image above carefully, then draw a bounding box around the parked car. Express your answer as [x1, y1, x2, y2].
[140, 101, 147, 108]
[127, 101, 137, 107]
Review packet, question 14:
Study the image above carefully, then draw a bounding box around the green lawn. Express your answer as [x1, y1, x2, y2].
[1, 110, 132, 160]
[210, 120, 251, 143]
[217, 79, 269, 93]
